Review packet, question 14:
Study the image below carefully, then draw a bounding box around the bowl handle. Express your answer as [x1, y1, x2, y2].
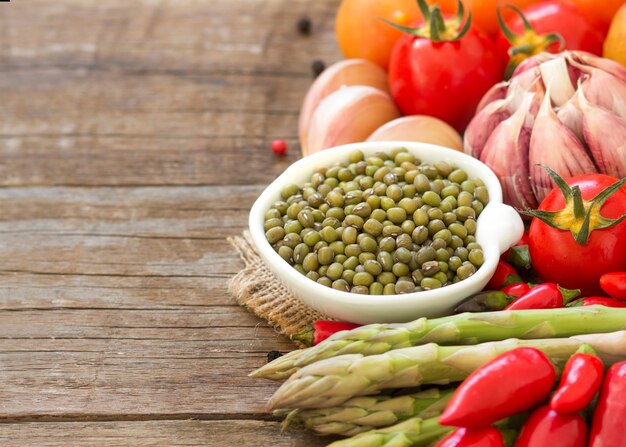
[477, 203, 525, 255]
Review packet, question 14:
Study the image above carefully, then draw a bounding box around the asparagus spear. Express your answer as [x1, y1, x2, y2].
[252, 306, 626, 380]
[323, 415, 523, 447]
[324, 416, 451, 447]
[279, 388, 455, 437]
[269, 330, 626, 410]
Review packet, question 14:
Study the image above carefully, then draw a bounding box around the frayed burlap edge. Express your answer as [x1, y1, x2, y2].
[227, 230, 328, 347]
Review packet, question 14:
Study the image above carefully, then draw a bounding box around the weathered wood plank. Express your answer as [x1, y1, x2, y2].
[0, 186, 257, 278]
[0, 1, 347, 445]
[0, 308, 297, 418]
[0, 420, 331, 447]
[0, 0, 342, 187]
[0, 0, 339, 74]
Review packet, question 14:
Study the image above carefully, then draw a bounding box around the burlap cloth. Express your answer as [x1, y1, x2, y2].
[228, 230, 329, 347]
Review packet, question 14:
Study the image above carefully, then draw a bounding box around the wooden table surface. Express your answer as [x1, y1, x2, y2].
[0, 1, 340, 445]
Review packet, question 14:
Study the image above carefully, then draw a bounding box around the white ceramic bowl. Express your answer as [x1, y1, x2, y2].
[249, 142, 524, 324]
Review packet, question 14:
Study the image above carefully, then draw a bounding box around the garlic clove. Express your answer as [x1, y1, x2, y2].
[570, 51, 626, 84]
[464, 96, 513, 158]
[529, 87, 598, 202]
[305, 85, 401, 156]
[480, 93, 538, 210]
[299, 59, 390, 153]
[513, 53, 556, 78]
[557, 94, 585, 143]
[539, 58, 576, 107]
[578, 87, 626, 178]
[366, 115, 463, 151]
[581, 69, 626, 121]
[476, 82, 508, 113]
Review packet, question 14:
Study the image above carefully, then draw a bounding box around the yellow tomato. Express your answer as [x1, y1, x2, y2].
[604, 3, 626, 66]
[335, 0, 457, 70]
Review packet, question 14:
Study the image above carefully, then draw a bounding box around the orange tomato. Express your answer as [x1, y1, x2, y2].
[462, 0, 544, 36]
[565, 0, 626, 32]
[335, 0, 457, 70]
[604, 3, 626, 66]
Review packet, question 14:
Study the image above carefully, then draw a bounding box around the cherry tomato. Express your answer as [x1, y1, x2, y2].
[565, 0, 626, 33]
[335, 0, 456, 70]
[528, 174, 626, 296]
[388, 23, 504, 132]
[496, 0, 605, 63]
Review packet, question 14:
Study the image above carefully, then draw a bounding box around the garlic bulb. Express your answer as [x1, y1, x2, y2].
[465, 51, 626, 209]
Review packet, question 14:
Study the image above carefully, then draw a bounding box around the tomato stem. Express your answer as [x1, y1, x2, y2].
[384, 0, 471, 42]
[497, 4, 565, 78]
[571, 186, 585, 219]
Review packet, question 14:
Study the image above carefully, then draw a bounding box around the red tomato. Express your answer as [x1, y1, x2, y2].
[496, 1, 605, 61]
[462, 0, 544, 36]
[388, 26, 504, 132]
[528, 174, 626, 296]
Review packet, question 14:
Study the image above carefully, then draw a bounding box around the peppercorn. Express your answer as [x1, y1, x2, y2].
[267, 351, 283, 362]
[311, 60, 326, 78]
[296, 16, 311, 35]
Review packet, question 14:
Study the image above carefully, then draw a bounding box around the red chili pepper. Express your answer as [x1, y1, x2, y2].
[486, 260, 523, 290]
[600, 272, 626, 301]
[590, 361, 626, 447]
[505, 283, 580, 310]
[439, 347, 556, 428]
[289, 320, 360, 347]
[568, 296, 626, 308]
[436, 427, 505, 447]
[514, 405, 587, 447]
[550, 345, 604, 414]
[500, 282, 531, 298]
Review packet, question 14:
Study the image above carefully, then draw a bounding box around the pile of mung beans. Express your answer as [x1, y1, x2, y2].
[264, 148, 488, 295]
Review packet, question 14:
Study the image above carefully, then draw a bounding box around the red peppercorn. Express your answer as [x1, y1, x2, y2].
[271, 139, 288, 156]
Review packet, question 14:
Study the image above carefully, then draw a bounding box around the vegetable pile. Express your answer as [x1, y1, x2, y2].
[254, 0, 626, 444]
[252, 307, 626, 446]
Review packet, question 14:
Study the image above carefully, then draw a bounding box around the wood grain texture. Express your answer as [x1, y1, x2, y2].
[0, 0, 341, 186]
[0, 0, 343, 445]
[0, 420, 331, 446]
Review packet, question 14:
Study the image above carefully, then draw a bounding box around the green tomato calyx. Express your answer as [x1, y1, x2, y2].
[522, 165, 626, 246]
[384, 0, 472, 43]
[498, 5, 565, 78]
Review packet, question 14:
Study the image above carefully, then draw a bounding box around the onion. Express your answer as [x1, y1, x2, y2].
[299, 59, 390, 155]
[465, 51, 626, 208]
[366, 115, 463, 151]
[305, 86, 400, 156]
